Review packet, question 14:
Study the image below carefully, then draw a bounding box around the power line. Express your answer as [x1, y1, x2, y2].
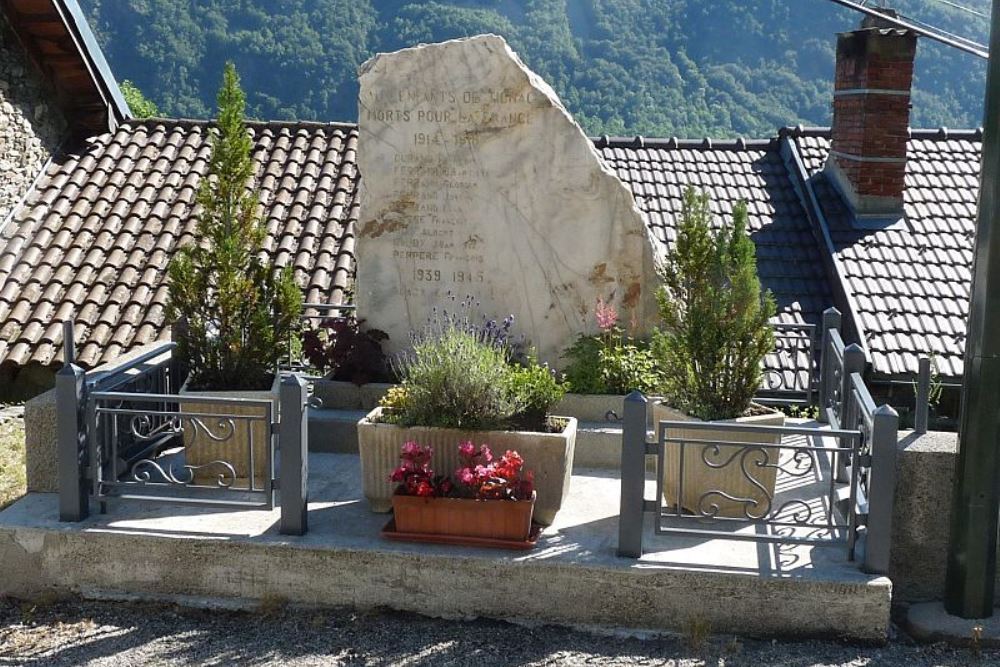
[923, 0, 988, 19]
[824, 0, 989, 58]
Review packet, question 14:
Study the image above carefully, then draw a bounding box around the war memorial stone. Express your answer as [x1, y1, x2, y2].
[356, 34, 658, 365]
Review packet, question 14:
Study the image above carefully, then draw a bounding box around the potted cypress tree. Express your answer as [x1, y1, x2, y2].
[652, 187, 781, 519]
[167, 63, 302, 488]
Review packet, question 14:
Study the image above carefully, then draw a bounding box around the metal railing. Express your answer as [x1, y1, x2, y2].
[57, 327, 311, 535]
[757, 322, 818, 407]
[618, 306, 899, 574]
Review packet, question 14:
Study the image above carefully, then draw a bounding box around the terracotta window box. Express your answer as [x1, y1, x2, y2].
[391, 491, 535, 542]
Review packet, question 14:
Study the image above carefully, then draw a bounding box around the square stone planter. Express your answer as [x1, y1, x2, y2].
[652, 402, 785, 519]
[391, 492, 535, 541]
[180, 376, 279, 490]
[357, 407, 577, 525]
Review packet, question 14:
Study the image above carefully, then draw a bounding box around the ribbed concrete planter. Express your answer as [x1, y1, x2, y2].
[652, 402, 785, 518]
[358, 407, 577, 525]
[180, 376, 279, 490]
[311, 380, 397, 411]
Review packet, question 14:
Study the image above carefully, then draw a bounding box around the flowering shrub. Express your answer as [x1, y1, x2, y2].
[562, 296, 662, 395]
[389, 442, 452, 498]
[390, 441, 534, 501]
[386, 293, 566, 431]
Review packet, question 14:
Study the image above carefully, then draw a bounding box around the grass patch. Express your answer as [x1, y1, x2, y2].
[0, 417, 26, 510]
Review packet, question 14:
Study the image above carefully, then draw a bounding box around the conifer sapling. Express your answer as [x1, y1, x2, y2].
[167, 63, 302, 390]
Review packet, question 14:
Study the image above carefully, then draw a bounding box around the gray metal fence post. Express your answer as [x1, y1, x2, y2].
[818, 308, 842, 424]
[57, 363, 88, 522]
[618, 391, 648, 558]
[915, 357, 931, 435]
[838, 344, 867, 482]
[279, 373, 309, 535]
[864, 404, 899, 575]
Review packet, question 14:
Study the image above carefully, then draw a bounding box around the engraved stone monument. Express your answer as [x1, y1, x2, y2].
[356, 34, 657, 365]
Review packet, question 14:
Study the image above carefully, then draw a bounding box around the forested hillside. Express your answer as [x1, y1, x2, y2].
[80, 0, 990, 138]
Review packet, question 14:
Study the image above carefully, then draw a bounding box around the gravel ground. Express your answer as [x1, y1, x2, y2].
[0, 597, 995, 666]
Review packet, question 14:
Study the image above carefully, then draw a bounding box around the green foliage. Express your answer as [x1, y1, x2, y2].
[167, 63, 302, 390]
[388, 326, 565, 431]
[507, 356, 568, 429]
[82, 0, 988, 137]
[563, 334, 661, 395]
[391, 327, 517, 430]
[653, 188, 776, 420]
[121, 80, 159, 118]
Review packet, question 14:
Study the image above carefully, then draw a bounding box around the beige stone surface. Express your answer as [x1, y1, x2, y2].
[356, 34, 658, 367]
[24, 388, 57, 493]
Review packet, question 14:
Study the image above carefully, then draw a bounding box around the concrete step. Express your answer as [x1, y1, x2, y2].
[308, 410, 637, 471]
[308, 409, 367, 453]
[0, 456, 892, 641]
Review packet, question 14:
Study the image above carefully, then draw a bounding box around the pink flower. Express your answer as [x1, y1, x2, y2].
[458, 441, 476, 458]
[455, 467, 475, 486]
[478, 444, 493, 463]
[595, 297, 619, 332]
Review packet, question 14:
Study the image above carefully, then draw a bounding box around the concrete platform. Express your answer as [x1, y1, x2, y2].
[905, 601, 1000, 647]
[0, 454, 891, 641]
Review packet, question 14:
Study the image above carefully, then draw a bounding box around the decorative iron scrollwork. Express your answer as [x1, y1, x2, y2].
[132, 458, 237, 487]
[129, 414, 182, 441]
[188, 417, 237, 442]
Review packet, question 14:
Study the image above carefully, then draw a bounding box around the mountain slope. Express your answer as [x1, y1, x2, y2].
[81, 0, 990, 137]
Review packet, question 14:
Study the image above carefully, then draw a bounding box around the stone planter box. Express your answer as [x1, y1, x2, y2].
[180, 376, 279, 490]
[357, 407, 577, 525]
[391, 492, 535, 541]
[652, 402, 785, 519]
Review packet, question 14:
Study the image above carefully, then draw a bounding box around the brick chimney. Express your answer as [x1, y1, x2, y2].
[826, 19, 917, 217]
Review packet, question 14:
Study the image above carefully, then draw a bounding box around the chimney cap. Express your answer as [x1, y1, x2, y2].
[858, 4, 903, 30]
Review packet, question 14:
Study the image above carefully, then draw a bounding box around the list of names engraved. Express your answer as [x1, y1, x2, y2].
[359, 83, 539, 304]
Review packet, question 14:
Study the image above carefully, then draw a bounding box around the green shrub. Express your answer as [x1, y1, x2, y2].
[392, 326, 518, 430]
[563, 298, 662, 395]
[167, 63, 302, 390]
[387, 300, 566, 431]
[507, 357, 568, 429]
[653, 188, 775, 420]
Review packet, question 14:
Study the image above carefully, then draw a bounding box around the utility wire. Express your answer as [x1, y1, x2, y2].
[824, 0, 989, 57]
[922, 0, 988, 19]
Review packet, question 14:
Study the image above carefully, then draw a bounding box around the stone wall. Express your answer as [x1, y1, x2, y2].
[890, 429, 1000, 603]
[0, 12, 67, 223]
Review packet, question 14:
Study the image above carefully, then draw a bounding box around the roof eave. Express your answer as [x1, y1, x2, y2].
[56, 0, 130, 130]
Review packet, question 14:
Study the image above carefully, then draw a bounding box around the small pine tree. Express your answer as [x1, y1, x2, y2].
[653, 187, 776, 420]
[167, 63, 301, 390]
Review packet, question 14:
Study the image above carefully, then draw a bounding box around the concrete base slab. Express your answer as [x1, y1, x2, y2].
[905, 601, 1000, 647]
[0, 454, 890, 641]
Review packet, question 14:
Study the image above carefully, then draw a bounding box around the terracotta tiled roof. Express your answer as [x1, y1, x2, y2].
[792, 128, 980, 379]
[597, 136, 834, 394]
[0, 118, 359, 369]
